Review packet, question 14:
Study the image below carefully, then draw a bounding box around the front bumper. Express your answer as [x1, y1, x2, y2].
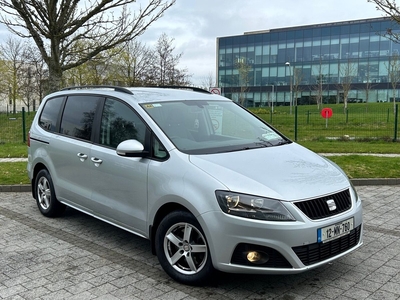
[199, 198, 363, 274]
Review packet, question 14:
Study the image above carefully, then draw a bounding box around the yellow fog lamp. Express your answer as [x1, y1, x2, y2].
[246, 251, 269, 264]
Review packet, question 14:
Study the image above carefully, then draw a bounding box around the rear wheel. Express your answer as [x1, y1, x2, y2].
[35, 169, 65, 217]
[155, 210, 214, 285]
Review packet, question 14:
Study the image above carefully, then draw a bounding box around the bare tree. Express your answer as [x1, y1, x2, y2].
[386, 53, 400, 111]
[112, 40, 156, 86]
[149, 33, 191, 86]
[19, 63, 34, 113]
[0, 36, 27, 113]
[0, 52, 8, 99]
[0, 60, 9, 111]
[293, 68, 303, 107]
[311, 60, 327, 109]
[62, 42, 110, 86]
[0, 0, 176, 93]
[360, 63, 376, 110]
[363, 70, 376, 112]
[200, 71, 216, 90]
[63, 62, 92, 87]
[338, 60, 357, 113]
[25, 45, 47, 109]
[368, 1, 400, 40]
[235, 60, 252, 105]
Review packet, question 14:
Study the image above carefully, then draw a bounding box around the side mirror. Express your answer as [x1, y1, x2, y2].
[116, 140, 148, 157]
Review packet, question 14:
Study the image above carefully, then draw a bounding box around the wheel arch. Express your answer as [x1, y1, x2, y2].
[31, 162, 49, 198]
[149, 202, 191, 255]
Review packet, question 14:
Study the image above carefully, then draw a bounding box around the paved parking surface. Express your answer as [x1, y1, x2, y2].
[0, 186, 400, 300]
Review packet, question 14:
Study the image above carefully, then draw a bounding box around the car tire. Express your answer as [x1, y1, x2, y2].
[155, 210, 214, 285]
[35, 169, 65, 217]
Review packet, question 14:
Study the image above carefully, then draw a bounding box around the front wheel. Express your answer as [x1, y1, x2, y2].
[35, 169, 65, 217]
[155, 210, 214, 285]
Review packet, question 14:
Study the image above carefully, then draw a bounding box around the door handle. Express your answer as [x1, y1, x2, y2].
[91, 157, 103, 167]
[77, 153, 88, 162]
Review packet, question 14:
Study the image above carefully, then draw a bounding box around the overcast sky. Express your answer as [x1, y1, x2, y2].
[0, 0, 385, 86]
[139, 0, 383, 86]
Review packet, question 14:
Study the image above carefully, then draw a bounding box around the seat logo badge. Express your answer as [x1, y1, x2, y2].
[326, 199, 337, 211]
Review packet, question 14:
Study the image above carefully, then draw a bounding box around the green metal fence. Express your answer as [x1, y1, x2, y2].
[253, 103, 399, 142]
[0, 108, 35, 144]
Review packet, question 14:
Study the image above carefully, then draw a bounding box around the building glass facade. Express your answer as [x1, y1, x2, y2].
[217, 17, 400, 106]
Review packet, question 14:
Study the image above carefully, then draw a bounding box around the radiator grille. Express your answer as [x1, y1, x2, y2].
[294, 189, 351, 220]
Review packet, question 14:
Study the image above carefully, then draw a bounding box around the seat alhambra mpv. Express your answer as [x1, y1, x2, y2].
[28, 86, 363, 285]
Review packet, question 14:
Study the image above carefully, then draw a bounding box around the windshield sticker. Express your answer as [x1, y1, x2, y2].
[261, 132, 281, 140]
[144, 104, 162, 109]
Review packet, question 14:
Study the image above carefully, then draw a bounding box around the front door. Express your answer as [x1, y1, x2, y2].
[89, 98, 149, 236]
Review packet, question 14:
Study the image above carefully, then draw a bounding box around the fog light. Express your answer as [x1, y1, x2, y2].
[246, 251, 269, 264]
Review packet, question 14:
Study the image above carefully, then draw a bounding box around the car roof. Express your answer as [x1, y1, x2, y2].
[50, 86, 229, 104]
[128, 87, 228, 103]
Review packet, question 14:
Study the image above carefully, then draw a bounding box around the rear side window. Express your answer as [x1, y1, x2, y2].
[39, 97, 64, 132]
[60, 95, 102, 141]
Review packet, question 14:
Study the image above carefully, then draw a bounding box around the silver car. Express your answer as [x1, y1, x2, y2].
[27, 86, 363, 285]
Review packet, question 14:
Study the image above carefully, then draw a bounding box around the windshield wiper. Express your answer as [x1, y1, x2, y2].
[257, 137, 292, 147]
[255, 141, 273, 147]
[256, 138, 274, 147]
[276, 139, 292, 146]
[215, 143, 267, 154]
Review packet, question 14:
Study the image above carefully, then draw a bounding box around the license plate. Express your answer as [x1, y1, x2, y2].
[317, 218, 354, 243]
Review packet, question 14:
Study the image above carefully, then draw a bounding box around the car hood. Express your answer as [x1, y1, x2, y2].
[189, 143, 349, 201]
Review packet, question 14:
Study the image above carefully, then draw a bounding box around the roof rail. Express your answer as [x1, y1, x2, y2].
[61, 85, 134, 95]
[149, 85, 212, 94]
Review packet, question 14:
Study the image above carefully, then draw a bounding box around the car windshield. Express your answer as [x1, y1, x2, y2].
[141, 100, 291, 154]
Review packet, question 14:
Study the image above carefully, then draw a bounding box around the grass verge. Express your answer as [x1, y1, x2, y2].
[1, 162, 30, 185]
[298, 140, 400, 154]
[0, 143, 28, 158]
[327, 156, 400, 179]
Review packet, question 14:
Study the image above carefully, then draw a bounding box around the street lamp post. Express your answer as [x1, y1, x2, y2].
[285, 61, 293, 114]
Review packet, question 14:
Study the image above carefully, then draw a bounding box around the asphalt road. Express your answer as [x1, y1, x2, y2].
[0, 186, 400, 299]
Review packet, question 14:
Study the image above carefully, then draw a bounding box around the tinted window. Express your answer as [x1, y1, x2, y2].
[39, 97, 64, 132]
[99, 98, 147, 148]
[152, 136, 168, 159]
[60, 95, 102, 141]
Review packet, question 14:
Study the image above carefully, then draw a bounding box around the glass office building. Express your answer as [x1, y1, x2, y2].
[217, 17, 400, 106]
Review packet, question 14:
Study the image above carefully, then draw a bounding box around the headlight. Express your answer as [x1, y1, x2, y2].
[215, 191, 295, 221]
[350, 182, 360, 202]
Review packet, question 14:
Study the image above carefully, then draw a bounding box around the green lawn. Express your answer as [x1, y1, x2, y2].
[0, 143, 29, 158]
[1, 162, 30, 185]
[326, 155, 400, 179]
[298, 140, 400, 154]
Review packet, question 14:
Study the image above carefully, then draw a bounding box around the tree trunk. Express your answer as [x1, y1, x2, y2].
[47, 62, 63, 94]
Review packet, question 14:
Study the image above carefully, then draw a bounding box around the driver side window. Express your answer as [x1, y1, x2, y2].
[100, 98, 146, 149]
